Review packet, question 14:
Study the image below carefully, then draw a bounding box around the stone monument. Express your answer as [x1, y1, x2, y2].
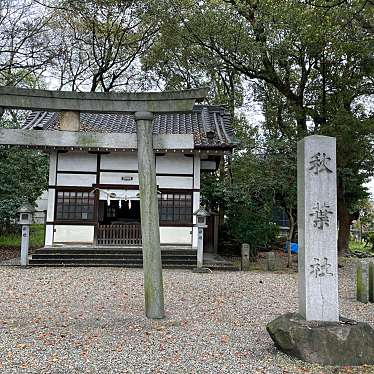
[298, 135, 338, 321]
[266, 251, 277, 272]
[267, 135, 374, 366]
[241, 243, 250, 271]
[356, 260, 369, 304]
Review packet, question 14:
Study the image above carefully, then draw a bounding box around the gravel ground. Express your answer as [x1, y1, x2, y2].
[0, 248, 20, 263]
[0, 258, 373, 374]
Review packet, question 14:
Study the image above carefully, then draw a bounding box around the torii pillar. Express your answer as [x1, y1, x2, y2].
[135, 111, 164, 318]
[0, 86, 209, 320]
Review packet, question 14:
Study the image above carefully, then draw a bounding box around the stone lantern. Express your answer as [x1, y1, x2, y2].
[193, 206, 209, 268]
[17, 202, 34, 267]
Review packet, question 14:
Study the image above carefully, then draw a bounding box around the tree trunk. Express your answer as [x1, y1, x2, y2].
[286, 210, 295, 268]
[337, 202, 351, 255]
[218, 156, 225, 226]
[289, 97, 307, 139]
[337, 187, 351, 255]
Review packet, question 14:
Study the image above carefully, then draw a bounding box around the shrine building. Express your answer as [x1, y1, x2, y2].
[22, 105, 235, 250]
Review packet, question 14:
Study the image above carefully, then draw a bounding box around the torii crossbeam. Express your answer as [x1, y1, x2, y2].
[0, 86, 209, 319]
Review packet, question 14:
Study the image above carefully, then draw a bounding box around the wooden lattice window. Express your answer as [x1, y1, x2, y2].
[56, 190, 95, 222]
[158, 192, 192, 225]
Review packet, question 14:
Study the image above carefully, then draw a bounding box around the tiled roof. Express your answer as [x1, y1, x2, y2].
[23, 105, 235, 150]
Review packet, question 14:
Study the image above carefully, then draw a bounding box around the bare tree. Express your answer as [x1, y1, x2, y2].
[0, 0, 53, 87]
[45, 0, 158, 92]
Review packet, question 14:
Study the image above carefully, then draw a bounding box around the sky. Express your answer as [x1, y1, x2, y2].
[365, 179, 374, 200]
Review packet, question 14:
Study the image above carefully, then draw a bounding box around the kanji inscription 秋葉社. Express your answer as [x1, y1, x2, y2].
[309, 201, 333, 229]
[309, 257, 334, 278]
[309, 152, 333, 175]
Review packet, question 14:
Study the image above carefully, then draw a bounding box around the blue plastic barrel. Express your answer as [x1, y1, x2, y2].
[284, 241, 298, 254]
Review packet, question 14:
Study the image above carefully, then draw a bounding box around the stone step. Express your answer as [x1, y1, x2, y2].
[29, 262, 195, 269]
[28, 261, 238, 271]
[29, 247, 238, 270]
[29, 257, 197, 265]
[40, 245, 194, 250]
[36, 248, 196, 256]
[31, 253, 197, 260]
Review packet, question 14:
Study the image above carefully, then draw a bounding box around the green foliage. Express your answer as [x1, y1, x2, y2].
[224, 183, 279, 246]
[202, 165, 280, 244]
[362, 232, 374, 251]
[201, 173, 279, 246]
[0, 66, 49, 230]
[148, 0, 374, 252]
[0, 224, 45, 248]
[201, 102, 298, 248]
[358, 200, 374, 232]
[200, 174, 225, 212]
[0, 147, 48, 227]
[349, 240, 366, 253]
[230, 112, 298, 240]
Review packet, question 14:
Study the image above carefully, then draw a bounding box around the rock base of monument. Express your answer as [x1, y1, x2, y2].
[267, 312, 374, 366]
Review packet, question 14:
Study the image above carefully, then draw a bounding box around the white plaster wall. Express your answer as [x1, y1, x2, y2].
[100, 152, 193, 173]
[45, 224, 54, 246]
[57, 173, 97, 187]
[157, 176, 193, 189]
[47, 151, 200, 246]
[160, 227, 192, 245]
[54, 225, 94, 243]
[46, 189, 55, 222]
[100, 172, 139, 185]
[156, 153, 193, 173]
[100, 152, 138, 170]
[48, 151, 57, 185]
[58, 152, 97, 172]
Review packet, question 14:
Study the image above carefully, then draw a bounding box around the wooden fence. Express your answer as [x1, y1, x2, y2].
[97, 224, 142, 246]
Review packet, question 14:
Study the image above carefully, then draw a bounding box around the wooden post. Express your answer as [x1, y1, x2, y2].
[135, 111, 165, 319]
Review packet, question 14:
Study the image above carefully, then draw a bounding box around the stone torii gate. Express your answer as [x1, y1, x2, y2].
[0, 86, 208, 319]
